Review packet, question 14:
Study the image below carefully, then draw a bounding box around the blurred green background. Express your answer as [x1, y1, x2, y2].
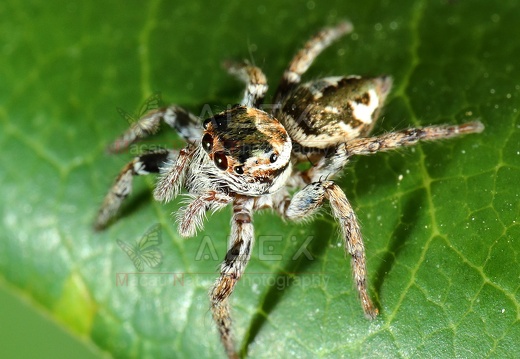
[0, 286, 100, 358]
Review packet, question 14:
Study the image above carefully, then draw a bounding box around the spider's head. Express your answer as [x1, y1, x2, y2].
[200, 106, 292, 196]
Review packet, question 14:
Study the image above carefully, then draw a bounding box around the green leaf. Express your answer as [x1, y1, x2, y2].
[1, 1, 519, 358]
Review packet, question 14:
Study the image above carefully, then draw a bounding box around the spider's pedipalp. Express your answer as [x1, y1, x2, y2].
[95, 149, 176, 230]
[153, 145, 196, 203]
[223, 61, 268, 108]
[176, 191, 232, 237]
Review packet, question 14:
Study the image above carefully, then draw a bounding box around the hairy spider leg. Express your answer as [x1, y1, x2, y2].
[108, 105, 203, 153]
[210, 197, 255, 359]
[285, 181, 378, 318]
[274, 21, 353, 104]
[223, 61, 268, 108]
[345, 121, 485, 156]
[95, 149, 177, 230]
[304, 121, 485, 182]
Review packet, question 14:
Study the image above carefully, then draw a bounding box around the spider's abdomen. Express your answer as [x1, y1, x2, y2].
[279, 76, 392, 149]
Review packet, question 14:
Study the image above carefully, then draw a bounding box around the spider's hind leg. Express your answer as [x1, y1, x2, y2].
[274, 21, 353, 103]
[223, 61, 268, 108]
[95, 149, 176, 230]
[303, 121, 484, 182]
[345, 121, 485, 156]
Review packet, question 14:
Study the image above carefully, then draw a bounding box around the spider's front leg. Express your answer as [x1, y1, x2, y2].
[285, 181, 378, 319]
[95, 149, 177, 230]
[211, 197, 255, 359]
[108, 105, 203, 153]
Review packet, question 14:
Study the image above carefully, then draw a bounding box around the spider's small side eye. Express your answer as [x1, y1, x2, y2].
[234, 166, 244, 174]
[202, 133, 213, 152]
[270, 153, 278, 163]
[203, 118, 212, 129]
[214, 151, 228, 170]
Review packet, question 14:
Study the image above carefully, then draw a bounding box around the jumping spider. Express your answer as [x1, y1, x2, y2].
[96, 21, 483, 358]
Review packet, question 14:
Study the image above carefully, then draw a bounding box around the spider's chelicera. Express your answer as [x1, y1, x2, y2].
[96, 21, 483, 358]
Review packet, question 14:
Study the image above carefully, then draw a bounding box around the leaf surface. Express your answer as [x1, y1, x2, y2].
[1, 1, 519, 358]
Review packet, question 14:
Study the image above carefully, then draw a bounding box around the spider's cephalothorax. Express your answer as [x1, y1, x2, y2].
[95, 21, 483, 359]
[197, 105, 292, 196]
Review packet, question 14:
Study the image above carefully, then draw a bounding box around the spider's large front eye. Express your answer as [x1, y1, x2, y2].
[270, 153, 278, 163]
[214, 151, 228, 170]
[202, 133, 213, 152]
